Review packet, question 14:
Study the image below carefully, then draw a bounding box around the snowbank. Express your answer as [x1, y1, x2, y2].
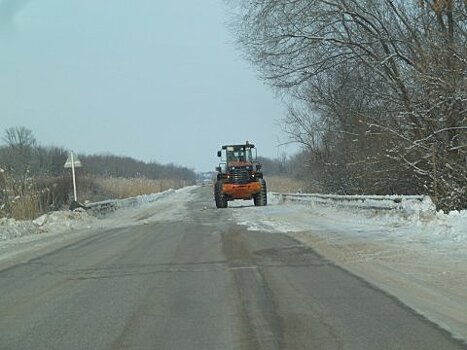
[0, 187, 188, 242]
[0, 210, 95, 241]
[270, 192, 436, 214]
[266, 192, 465, 243]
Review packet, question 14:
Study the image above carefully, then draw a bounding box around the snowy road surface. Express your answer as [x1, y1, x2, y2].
[0, 186, 465, 349]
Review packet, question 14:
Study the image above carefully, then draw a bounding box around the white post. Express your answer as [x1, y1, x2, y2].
[71, 151, 78, 202]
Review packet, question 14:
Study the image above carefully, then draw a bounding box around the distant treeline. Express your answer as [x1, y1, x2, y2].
[257, 154, 309, 181]
[0, 127, 196, 181]
[82, 154, 195, 181]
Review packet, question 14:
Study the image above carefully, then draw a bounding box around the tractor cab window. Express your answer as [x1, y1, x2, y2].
[227, 149, 253, 163]
[227, 150, 243, 163]
[245, 148, 253, 162]
[223, 146, 257, 164]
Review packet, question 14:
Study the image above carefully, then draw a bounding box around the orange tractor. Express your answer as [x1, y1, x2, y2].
[214, 142, 267, 208]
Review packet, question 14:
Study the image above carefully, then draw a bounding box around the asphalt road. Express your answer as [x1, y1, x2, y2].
[0, 187, 465, 350]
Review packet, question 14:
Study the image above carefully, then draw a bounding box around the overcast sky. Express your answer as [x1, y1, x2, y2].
[0, 0, 297, 172]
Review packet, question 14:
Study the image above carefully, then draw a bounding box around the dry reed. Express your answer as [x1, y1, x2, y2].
[265, 176, 307, 193]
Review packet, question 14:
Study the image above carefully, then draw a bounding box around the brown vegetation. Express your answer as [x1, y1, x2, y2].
[0, 172, 189, 220]
[265, 176, 308, 194]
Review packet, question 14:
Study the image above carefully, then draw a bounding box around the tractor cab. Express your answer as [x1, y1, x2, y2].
[216, 142, 261, 173]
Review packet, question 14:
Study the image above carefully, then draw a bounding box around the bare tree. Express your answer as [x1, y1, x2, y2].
[2, 126, 36, 150]
[232, 0, 467, 209]
[1, 127, 38, 194]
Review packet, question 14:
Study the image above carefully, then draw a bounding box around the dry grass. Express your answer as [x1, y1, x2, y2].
[92, 177, 189, 200]
[9, 194, 42, 220]
[265, 176, 307, 193]
[1, 171, 192, 220]
[1, 170, 42, 220]
[1, 173, 70, 220]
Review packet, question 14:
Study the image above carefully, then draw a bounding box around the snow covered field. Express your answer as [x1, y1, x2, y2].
[231, 195, 467, 342]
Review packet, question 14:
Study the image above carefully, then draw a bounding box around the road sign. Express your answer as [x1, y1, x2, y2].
[64, 153, 82, 168]
[64, 152, 82, 202]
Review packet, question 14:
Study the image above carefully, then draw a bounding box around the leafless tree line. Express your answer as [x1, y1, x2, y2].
[0, 127, 196, 182]
[232, 0, 466, 210]
[0, 127, 196, 218]
[81, 154, 196, 182]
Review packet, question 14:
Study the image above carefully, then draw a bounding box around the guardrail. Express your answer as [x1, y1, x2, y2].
[83, 189, 176, 215]
[269, 192, 435, 212]
[84, 200, 118, 215]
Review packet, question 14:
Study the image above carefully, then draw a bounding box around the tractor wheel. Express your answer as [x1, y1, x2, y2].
[253, 178, 267, 206]
[214, 181, 228, 208]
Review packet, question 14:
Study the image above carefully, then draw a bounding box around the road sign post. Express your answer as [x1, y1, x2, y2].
[64, 151, 82, 202]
